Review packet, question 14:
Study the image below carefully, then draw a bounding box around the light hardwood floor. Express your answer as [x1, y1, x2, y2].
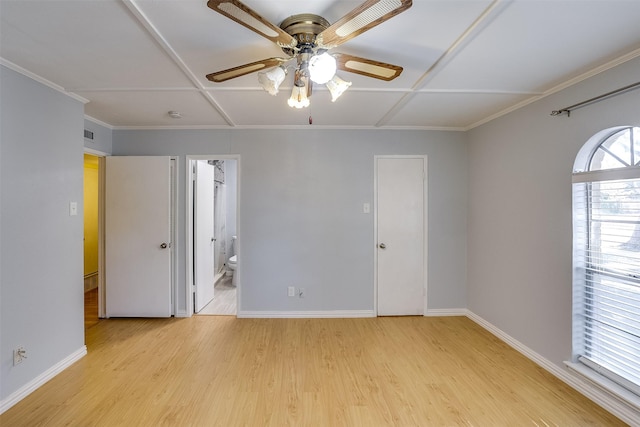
[1, 316, 625, 426]
[197, 276, 237, 315]
[84, 287, 101, 330]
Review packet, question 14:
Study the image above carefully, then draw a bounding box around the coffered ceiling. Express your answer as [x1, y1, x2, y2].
[2, 0, 639, 130]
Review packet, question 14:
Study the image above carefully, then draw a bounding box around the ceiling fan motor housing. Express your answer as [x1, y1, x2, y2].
[279, 14, 330, 55]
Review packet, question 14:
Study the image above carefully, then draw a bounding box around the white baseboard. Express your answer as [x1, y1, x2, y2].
[425, 308, 467, 317]
[237, 310, 375, 318]
[0, 346, 87, 415]
[239, 308, 468, 318]
[465, 310, 640, 426]
[83, 273, 98, 292]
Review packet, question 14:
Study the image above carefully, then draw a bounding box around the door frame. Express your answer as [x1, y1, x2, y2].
[373, 155, 428, 316]
[84, 150, 179, 318]
[185, 155, 241, 317]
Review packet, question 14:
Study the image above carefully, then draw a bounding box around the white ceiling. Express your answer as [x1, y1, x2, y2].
[2, 0, 639, 130]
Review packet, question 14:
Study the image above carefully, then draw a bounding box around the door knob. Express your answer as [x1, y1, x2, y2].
[211, 237, 216, 242]
[379, 243, 386, 249]
[160, 243, 168, 249]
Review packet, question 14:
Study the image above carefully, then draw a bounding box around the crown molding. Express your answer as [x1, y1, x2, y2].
[465, 47, 640, 131]
[84, 115, 114, 129]
[0, 57, 89, 104]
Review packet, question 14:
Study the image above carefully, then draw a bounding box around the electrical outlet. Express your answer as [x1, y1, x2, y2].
[298, 288, 305, 298]
[13, 347, 27, 366]
[288, 286, 295, 297]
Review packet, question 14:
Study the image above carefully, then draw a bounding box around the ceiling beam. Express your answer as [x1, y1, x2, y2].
[376, 0, 513, 127]
[120, 0, 236, 126]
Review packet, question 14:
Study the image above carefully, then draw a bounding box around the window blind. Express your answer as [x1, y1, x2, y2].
[573, 177, 640, 396]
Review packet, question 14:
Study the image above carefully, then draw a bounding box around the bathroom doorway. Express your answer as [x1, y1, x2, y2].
[187, 156, 239, 316]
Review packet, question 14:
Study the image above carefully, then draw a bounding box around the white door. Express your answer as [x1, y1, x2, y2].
[194, 160, 215, 312]
[105, 156, 172, 317]
[376, 157, 426, 316]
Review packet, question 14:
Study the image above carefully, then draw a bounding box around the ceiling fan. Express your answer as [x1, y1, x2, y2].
[206, 0, 412, 108]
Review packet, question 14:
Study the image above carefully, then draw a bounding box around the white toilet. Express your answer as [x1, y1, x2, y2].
[227, 236, 237, 287]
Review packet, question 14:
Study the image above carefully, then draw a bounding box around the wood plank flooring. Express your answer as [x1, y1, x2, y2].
[197, 276, 237, 315]
[1, 316, 625, 426]
[84, 287, 100, 330]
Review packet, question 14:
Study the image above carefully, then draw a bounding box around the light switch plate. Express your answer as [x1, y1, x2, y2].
[363, 203, 370, 214]
[69, 202, 78, 216]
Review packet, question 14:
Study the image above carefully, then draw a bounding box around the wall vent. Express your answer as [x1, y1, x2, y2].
[84, 129, 94, 140]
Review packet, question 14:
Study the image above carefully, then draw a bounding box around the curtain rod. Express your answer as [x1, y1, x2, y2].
[550, 81, 640, 117]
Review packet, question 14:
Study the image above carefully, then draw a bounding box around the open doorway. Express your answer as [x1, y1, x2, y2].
[83, 153, 100, 329]
[187, 156, 239, 316]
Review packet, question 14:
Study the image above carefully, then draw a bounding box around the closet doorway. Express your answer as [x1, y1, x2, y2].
[375, 156, 428, 316]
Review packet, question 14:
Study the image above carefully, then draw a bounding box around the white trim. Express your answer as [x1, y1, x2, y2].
[84, 147, 110, 157]
[465, 310, 640, 426]
[0, 346, 87, 415]
[542, 47, 640, 97]
[572, 126, 631, 173]
[0, 58, 89, 104]
[237, 310, 375, 318]
[84, 115, 114, 129]
[565, 361, 640, 413]
[465, 47, 640, 131]
[373, 155, 428, 316]
[425, 308, 467, 317]
[185, 155, 241, 317]
[111, 124, 466, 131]
[572, 165, 640, 183]
[170, 157, 179, 316]
[98, 156, 106, 318]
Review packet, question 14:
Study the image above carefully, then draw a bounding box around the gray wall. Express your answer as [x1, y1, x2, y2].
[467, 56, 640, 368]
[6, 50, 636, 410]
[0, 66, 85, 401]
[112, 129, 469, 315]
[84, 118, 113, 154]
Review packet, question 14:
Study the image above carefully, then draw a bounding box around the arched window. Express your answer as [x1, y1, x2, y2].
[572, 126, 640, 397]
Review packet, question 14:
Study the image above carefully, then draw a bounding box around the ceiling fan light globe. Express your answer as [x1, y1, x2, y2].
[288, 85, 310, 108]
[308, 52, 337, 84]
[326, 75, 352, 102]
[258, 66, 287, 95]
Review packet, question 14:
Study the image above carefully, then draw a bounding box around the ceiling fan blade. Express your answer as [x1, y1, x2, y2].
[206, 58, 288, 82]
[334, 53, 403, 81]
[316, 0, 412, 49]
[207, 0, 297, 48]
